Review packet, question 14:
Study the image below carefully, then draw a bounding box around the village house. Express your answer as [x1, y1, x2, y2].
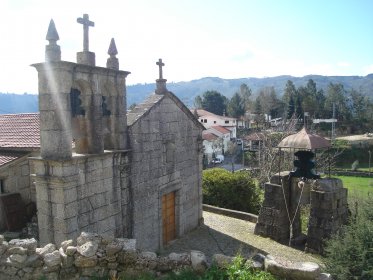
[195, 109, 237, 139]
[0, 15, 204, 252]
[0, 113, 40, 231]
[202, 126, 231, 161]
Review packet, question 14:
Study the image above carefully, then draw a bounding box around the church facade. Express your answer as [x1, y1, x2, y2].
[29, 15, 204, 251]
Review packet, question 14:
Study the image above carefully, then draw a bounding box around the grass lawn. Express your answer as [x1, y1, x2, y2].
[332, 175, 373, 201]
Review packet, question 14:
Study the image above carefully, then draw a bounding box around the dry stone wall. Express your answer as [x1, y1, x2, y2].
[0, 232, 207, 280]
[0, 232, 330, 280]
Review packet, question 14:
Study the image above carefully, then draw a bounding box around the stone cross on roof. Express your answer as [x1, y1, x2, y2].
[77, 14, 94, 52]
[156, 58, 165, 80]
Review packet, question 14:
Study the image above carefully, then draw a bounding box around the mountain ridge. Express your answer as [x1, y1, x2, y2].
[1, 74, 373, 113]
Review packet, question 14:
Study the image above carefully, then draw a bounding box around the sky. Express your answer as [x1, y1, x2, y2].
[1, 0, 373, 94]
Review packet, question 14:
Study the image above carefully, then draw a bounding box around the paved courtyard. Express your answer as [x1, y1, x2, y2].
[162, 211, 322, 265]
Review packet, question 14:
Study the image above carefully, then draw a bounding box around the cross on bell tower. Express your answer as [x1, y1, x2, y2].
[156, 58, 165, 80]
[77, 14, 94, 52]
[155, 58, 167, 94]
[76, 13, 96, 66]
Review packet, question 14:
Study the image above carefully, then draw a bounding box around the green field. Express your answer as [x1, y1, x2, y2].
[333, 175, 373, 200]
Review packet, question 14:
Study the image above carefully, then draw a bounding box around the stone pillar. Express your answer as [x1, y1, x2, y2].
[306, 178, 349, 254]
[32, 159, 79, 245]
[111, 77, 128, 150]
[254, 172, 292, 243]
[32, 62, 73, 160]
[86, 84, 104, 154]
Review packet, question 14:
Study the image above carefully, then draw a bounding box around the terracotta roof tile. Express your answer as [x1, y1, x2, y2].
[0, 152, 27, 167]
[202, 132, 218, 141]
[211, 126, 231, 134]
[0, 113, 40, 149]
[194, 109, 236, 121]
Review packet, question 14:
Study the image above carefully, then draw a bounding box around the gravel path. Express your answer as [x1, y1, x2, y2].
[162, 211, 322, 265]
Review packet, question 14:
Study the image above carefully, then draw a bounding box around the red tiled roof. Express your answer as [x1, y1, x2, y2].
[244, 133, 265, 141]
[0, 152, 27, 167]
[0, 113, 40, 149]
[194, 109, 236, 121]
[211, 126, 231, 134]
[202, 132, 218, 141]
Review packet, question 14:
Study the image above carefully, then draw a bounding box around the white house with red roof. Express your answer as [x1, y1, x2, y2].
[195, 109, 237, 139]
[194, 109, 237, 161]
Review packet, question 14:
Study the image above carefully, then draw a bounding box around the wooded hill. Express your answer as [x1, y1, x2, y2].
[1, 74, 373, 113]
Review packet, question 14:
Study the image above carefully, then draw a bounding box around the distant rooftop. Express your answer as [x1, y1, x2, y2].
[0, 113, 40, 150]
[194, 109, 236, 121]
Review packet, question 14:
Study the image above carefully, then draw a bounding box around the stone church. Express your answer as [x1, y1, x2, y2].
[8, 15, 204, 251]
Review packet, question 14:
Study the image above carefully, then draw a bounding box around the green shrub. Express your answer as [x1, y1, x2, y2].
[324, 196, 373, 280]
[202, 168, 263, 214]
[226, 255, 278, 280]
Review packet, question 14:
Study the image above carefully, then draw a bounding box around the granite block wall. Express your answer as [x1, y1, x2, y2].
[128, 96, 203, 251]
[31, 152, 130, 246]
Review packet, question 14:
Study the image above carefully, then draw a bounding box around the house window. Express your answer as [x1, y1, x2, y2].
[204, 119, 207, 123]
[233, 120, 235, 124]
[0, 179, 4, 194]
[214, 121, 216, 124]
[225, 120, 229, 124]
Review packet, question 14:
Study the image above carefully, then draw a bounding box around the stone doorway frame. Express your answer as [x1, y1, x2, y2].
[158, 180, 181, 249]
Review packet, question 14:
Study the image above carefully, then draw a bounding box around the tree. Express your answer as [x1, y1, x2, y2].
[128, 103, 137, 111]
[198, 90, 228, 115]
[295, 90, 304, 119]
[287, 95, 295, 119]
[227, 92, 245, 118]
[325, 196, 373, 279]
[239, 83, 252, 112]
[302, 79, 318, 117]
[283, 80, 297, 117]
[349, 88, 367, 120]
[194, 95, 203, 109]
[325, 83, 351, 122]
[256, 87, 283, 118]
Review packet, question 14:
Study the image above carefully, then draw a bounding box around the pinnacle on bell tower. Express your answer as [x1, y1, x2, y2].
[45, 19, 61, 62]
[106, 38, 119, 70]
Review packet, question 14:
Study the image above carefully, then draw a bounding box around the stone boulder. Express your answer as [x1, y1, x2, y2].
[43, 250, 61, 267]
[36, 243, 56, 257]
[60, 239, 74, 252]
[9, 253, 27, 264]
[212, 254, 235, 268]
[66, 246, 77, 256]
[264, 256, 321, 280]
[168, 252, 190, 264]
[74, 255, 98, 268]
[136, 251, 157, 270]
[77, 232, 102, 246]
[190, 250, 207, 273]
[8, 246, 27, 255]
[77, 241, 99, 257]
[246, 253, 266, 270]
[8, 238, 37, 253]
[106, 240, 123, 256]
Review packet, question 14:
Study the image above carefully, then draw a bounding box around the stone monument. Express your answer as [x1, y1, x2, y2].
[254, 129, 349, 253]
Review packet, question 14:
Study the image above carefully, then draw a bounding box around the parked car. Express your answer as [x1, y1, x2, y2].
[211, 155, 224, 164]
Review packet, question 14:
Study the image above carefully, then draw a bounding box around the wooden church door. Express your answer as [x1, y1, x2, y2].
[162, 191, 176, 245]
